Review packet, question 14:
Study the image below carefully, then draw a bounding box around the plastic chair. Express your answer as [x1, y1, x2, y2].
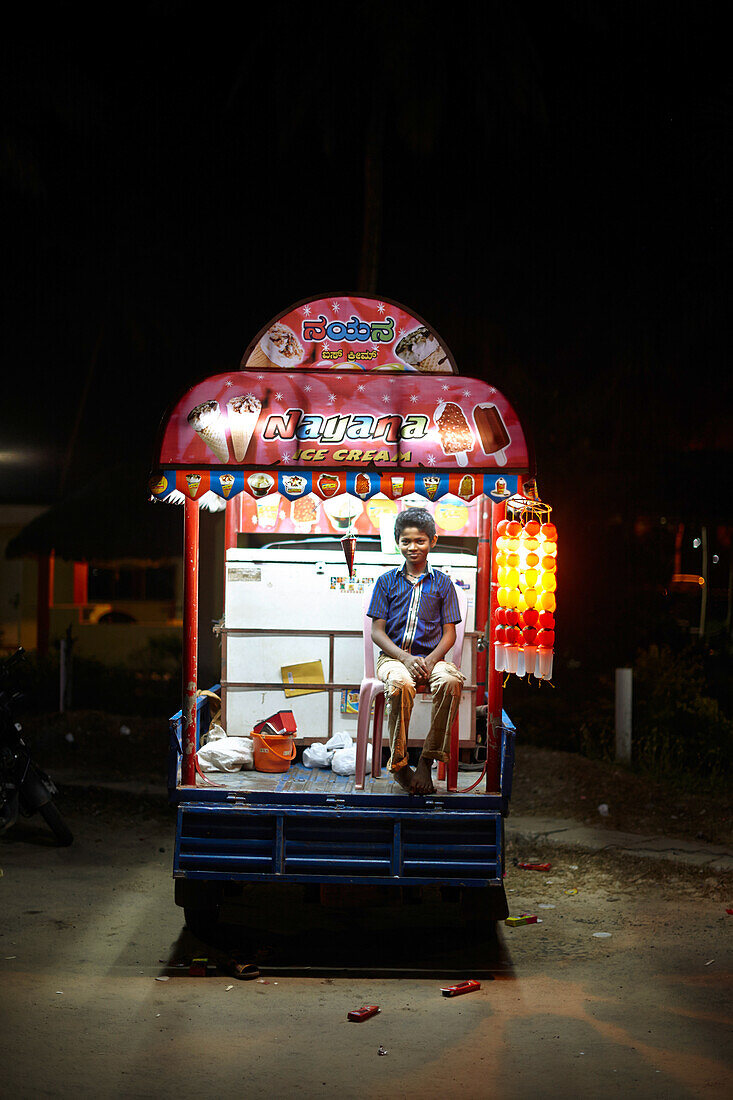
[354, 583, 468, 792]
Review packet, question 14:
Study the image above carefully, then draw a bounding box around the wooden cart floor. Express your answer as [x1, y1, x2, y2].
[190, 762, 493, 796]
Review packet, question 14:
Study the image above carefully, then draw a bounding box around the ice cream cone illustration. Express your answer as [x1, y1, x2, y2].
[227, 394, 261, 461]
[423, 476, 440, 500]
[472, 404, 510, 466]
[395, 326, 450, 373]
[185, 473, 202, 498]
[246, 323, 305, 371]
[187, 400, 229, 463]
[219, 473, 235, 498]
[434, 402, 475, 467]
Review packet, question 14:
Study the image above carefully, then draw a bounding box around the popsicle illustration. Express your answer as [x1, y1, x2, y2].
[434, 402, 475, 466]
[227, 394, 262, 461]
[472, 404, 510, 466]
[187, 400, 229, 462]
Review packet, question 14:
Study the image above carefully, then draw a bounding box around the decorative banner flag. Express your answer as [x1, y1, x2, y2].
[416, 472, 449, 503]
[278, 471, 312, 500]
[210, 469, 245, 500]
[313, 472, 344, 499]
[483, 473, 518, 502]
[149, 471, 174, 499]
[346, 470, 381, 500]
[176, 469, 209, 500]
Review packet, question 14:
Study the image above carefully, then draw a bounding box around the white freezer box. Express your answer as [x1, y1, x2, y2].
[222, 548, 478, 747]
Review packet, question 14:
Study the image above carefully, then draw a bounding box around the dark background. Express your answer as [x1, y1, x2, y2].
[2, 1, 730, 668]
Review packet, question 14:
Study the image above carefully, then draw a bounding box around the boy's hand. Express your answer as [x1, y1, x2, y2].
[422, 653, 439, 677]
[403, 654, 429, 681]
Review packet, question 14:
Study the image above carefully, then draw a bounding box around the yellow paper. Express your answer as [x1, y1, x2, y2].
[281, 660, 325, 698]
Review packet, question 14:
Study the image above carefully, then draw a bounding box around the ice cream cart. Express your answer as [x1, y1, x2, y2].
[150, 294, 556, 933]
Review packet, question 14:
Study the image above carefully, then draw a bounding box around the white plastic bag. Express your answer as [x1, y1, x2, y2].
[302, 742, 334, 769]
[201, 722, 226, 746]
[331, 743, 371, 776]
[325, 731, 352, 753]
[197, 736, 254, 772]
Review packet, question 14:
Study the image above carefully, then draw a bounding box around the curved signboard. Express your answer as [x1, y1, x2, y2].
[241, 294, 457, 374]
[155, 371, 529, 474]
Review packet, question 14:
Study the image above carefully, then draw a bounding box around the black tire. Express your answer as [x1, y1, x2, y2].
[39, 801, 73, 846]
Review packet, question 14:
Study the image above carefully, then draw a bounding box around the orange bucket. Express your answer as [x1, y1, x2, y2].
[252, 731, 296, 773]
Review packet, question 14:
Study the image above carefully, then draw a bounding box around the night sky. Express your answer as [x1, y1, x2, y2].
[2, 3, 729, 520]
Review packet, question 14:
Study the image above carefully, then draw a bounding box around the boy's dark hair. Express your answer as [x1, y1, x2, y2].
[395, 507, 436, 541]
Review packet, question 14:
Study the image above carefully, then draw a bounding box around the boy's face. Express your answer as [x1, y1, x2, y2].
[397, 525, 437, 572]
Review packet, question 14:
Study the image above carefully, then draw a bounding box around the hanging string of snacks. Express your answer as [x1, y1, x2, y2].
[493, 496, 557, 680]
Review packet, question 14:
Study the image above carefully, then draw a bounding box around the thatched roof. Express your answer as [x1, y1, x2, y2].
[4, 462, 185, 564]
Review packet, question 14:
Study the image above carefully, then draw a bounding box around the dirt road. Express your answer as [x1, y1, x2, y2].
[1, 796, 731, 1099]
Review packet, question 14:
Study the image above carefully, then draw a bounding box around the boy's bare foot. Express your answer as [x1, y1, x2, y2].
[411, 757, 435, 795]
[392, 764, 415, 793]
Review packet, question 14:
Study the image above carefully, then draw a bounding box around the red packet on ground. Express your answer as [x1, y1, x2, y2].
[440, 980, 481, 997]
[347, 1005, 380, 1021]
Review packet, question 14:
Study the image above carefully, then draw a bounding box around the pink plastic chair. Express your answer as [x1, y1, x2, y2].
[354, 583, 468, 792]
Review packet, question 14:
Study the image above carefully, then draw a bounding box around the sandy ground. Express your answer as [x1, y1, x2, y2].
[1, 794, 731, 1100]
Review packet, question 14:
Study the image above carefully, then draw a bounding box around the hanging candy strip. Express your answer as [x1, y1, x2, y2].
[493, 499, 556, 681]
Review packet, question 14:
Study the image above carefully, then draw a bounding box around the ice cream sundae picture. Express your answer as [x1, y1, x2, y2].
[395, 326, 450, 373]
[323, 494, 362, 531]
[282, 474, 307, 497]
[227, 394, 261, 461]
[247, 472, 274, 498]
[187, 400, 230, 463]
[246, 322, 305, 371]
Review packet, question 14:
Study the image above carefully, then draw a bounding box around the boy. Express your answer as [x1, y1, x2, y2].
[367, 507, 464, 794]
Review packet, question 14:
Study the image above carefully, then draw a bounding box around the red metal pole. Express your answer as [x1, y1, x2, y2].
[182, 496, 200, 787]
[224, 492, 242, 554]
[485, 497, 506, 792]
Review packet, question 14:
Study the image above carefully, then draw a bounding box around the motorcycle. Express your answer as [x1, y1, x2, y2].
[0, 648, 73, 846]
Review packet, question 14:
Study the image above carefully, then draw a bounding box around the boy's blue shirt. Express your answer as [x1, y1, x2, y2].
[367, 561, 461, 656]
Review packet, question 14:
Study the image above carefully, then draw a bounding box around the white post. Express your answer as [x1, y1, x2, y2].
[615, 668, 633, 763]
